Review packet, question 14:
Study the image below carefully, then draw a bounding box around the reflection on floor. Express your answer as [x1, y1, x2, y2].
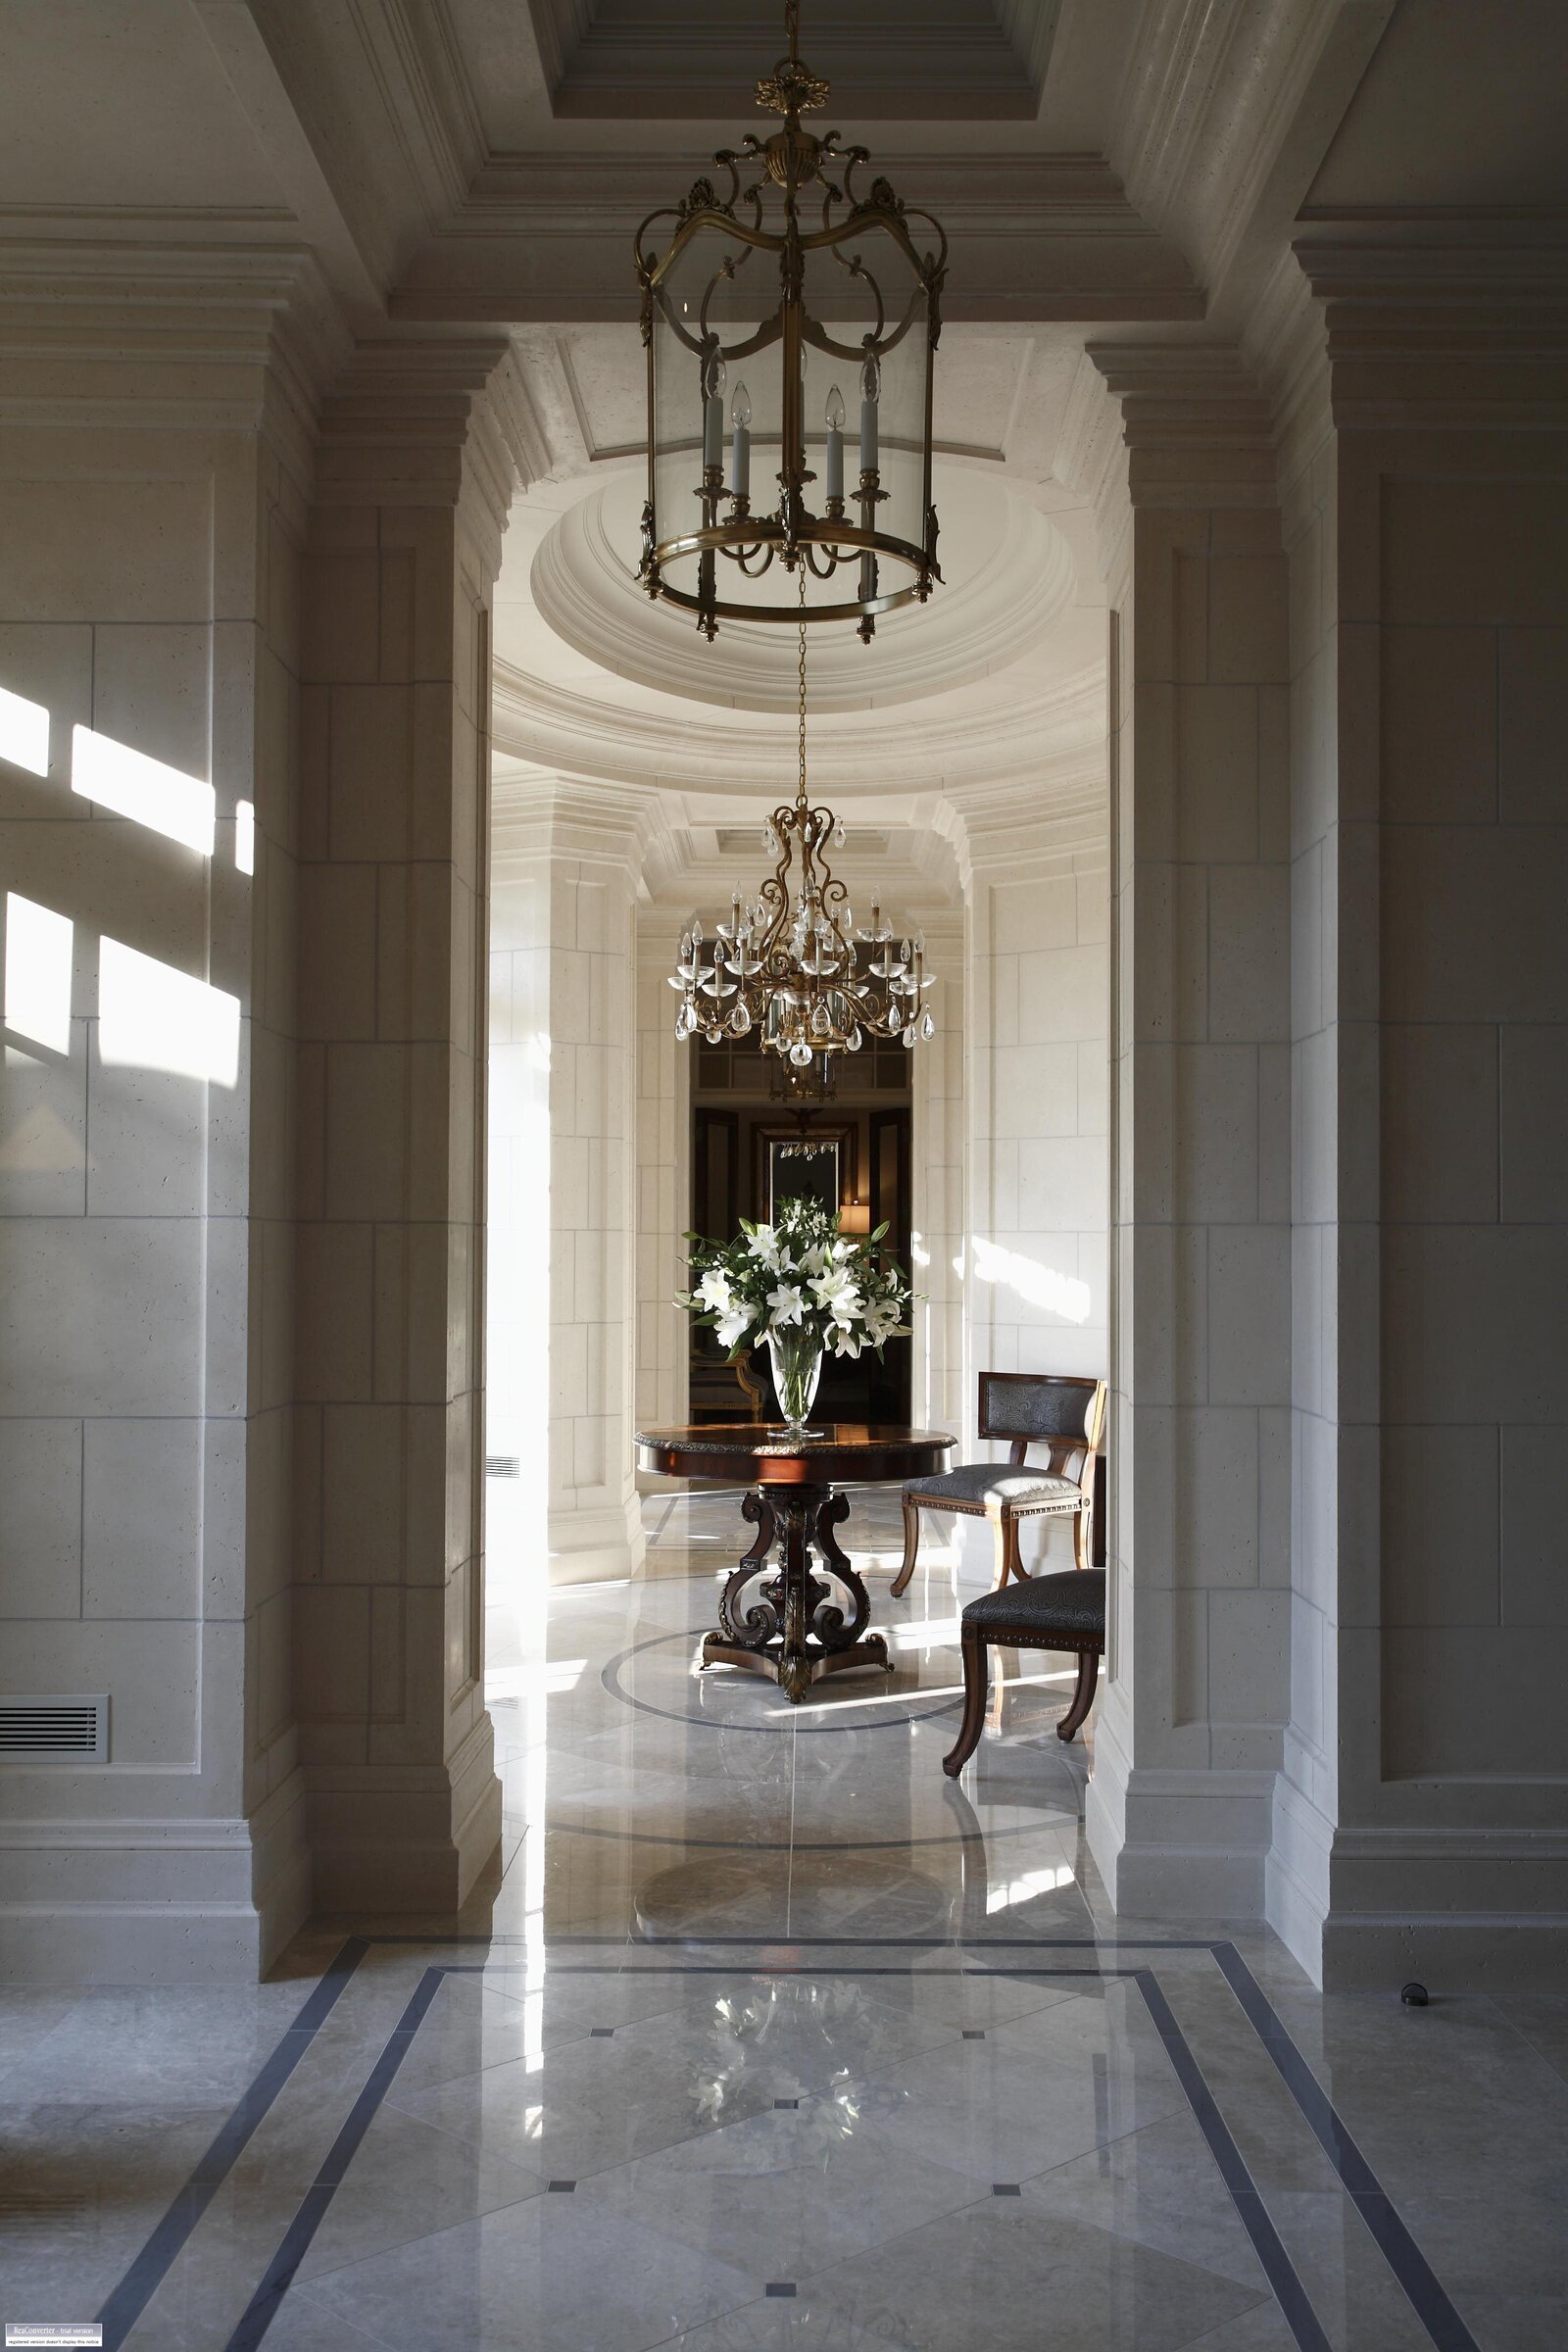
[6, 1486, 1567, 2350]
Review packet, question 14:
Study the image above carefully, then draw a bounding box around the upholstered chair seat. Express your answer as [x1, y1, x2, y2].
[894, 1370, 1107, 1597]
[904, 1464, 1081, 1510]
[963, 1568, 1106, 1640]
[943, 1570, 1108, 1773]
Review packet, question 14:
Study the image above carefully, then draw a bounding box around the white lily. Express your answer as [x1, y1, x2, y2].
[697, 1267, 733, 1312]
[767, 1283, 806, 1327]
[716, 1304, 754, 1350]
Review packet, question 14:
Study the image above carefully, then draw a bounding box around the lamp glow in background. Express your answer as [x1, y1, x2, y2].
[0, 684, 49, 776]
[73, 725, 216, 858]
[235, 800, 255, 876]
[99, 937, 239, 1086]
[3, 894, 73, 1054]
[971, 1236, 1092, 1324]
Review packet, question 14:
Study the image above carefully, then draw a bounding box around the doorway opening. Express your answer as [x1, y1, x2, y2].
[690, 1028, 912, 1425]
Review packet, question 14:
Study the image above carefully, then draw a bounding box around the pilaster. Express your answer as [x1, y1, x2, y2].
[0, 250, 330, 1977]
[292, 338, 534, 1912]
[490, 771, 651, 1582]
[1258, 241, 1568, 1989]
[1064, 343, 1293, 1917]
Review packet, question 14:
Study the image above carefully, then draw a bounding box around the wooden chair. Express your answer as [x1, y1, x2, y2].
[942, 1565, 1105, 1770]
[892, 1372, 1106, 1597]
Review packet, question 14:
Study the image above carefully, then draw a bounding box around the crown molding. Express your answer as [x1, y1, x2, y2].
[388, 153, 1200, 325]
[1115, 0, 1390, 322]
[1267, 235, 1568, 437]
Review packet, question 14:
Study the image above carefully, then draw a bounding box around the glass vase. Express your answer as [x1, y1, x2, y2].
[764, 1329, 824, 1441]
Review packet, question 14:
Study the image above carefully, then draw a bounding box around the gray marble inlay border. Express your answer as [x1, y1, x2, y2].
[86, 1933, 1483, 2352]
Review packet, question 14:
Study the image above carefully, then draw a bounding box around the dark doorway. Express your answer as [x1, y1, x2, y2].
[689, 1040, 913, 1425]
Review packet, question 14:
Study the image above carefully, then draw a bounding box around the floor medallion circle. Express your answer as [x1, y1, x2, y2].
[601, 1624, 965, 1736]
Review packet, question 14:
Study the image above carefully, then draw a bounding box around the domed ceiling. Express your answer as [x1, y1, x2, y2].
[528, 462, 1077, 714]
[490, 326, 1107, 917]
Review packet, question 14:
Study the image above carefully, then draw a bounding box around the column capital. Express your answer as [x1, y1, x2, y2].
[934, 767, 1105, 889]
[316, 334, 552, 571]
[0, 238, 341, 488]
[491, 770, 665, 877]
[1058, 339, 1275, 588]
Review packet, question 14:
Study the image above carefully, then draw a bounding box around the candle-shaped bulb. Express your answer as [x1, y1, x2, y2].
[730, 379, 751, 498]
[824, 382, 845, 504]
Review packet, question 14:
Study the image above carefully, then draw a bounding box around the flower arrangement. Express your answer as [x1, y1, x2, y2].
[678, 1196, 913, 1366]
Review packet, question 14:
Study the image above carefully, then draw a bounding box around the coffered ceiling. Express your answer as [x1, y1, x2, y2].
[6, 1, 1563, 340]
[515, 1, 1056, 124]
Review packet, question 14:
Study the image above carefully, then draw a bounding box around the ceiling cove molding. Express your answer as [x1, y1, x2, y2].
[527, 478, 1079, 715]
[1114, 0, 1368, 302]
[491, 658, 1106, 795]
[229, 0, 487, 302]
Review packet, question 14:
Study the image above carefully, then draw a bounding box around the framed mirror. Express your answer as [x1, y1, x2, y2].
[756, 1123, 857, 1227]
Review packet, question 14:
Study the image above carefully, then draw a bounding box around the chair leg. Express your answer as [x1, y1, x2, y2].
[1073, 1503, 1090, 1575]
[943, 1631, 990, 1777]
[1056, 1647, 1100, 1742]
[993, 1511, 1021, 1590]
[891, 1495, 921, 1597]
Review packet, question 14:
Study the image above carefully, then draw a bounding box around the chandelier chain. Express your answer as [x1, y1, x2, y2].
[797, 565, 808, 808]
[785, 0, 800, 63]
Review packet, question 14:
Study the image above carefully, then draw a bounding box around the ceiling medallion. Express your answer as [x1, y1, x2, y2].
[634, 0, 947, 646]
[667, 575, 935, 1068]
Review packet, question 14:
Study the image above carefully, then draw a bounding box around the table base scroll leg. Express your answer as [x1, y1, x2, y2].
[702, 1481, 895, 1703]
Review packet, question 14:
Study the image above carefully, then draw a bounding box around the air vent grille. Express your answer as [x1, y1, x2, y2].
[0, 1694, 109, 1762]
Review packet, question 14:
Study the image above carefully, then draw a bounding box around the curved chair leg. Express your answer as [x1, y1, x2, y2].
[943, 1631, 990, 1777]
[1056, 1647, 1100, 1742]
[891, 1494, 920, 1597]
[993, 1511, 1021, 1590]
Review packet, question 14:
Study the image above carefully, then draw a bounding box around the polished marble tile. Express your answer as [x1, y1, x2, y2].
[1021, 2108, 1269, 2291]
[802, 2192, 1270, 2352]
[4, 1493, 1564, 2352]
[300, 2192, 763, 2352]
[577, 2099, 982, 2278]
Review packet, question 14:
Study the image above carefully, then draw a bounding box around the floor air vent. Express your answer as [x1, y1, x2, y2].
[0, 1694, 109, 1762]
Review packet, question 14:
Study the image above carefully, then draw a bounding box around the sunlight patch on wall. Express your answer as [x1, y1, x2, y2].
[73, 724, 216, 858]
[971, 1236, 1091, 1324]
[235, 799, 255, 876]
[99, 937, 239, 1086]
[0, 684, 49, 777]
[3, 893, 73, 1054]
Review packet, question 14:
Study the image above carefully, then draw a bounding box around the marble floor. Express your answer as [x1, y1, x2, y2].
[5, 1487, 1566, 2351]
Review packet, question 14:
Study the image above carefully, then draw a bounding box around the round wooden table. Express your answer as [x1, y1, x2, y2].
[634, 1424, 955, 1703]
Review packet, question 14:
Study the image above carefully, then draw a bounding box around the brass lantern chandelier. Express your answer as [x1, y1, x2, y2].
[667, 581, 935, 1065]
[634, 0, 948, 644]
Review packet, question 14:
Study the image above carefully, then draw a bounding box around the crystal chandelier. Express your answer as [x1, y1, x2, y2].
[634, 0, 947, 643]
[668, 586, 934, 1065]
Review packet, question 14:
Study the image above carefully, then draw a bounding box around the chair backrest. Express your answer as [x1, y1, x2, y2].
[978, 1372, 1106, 1480]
